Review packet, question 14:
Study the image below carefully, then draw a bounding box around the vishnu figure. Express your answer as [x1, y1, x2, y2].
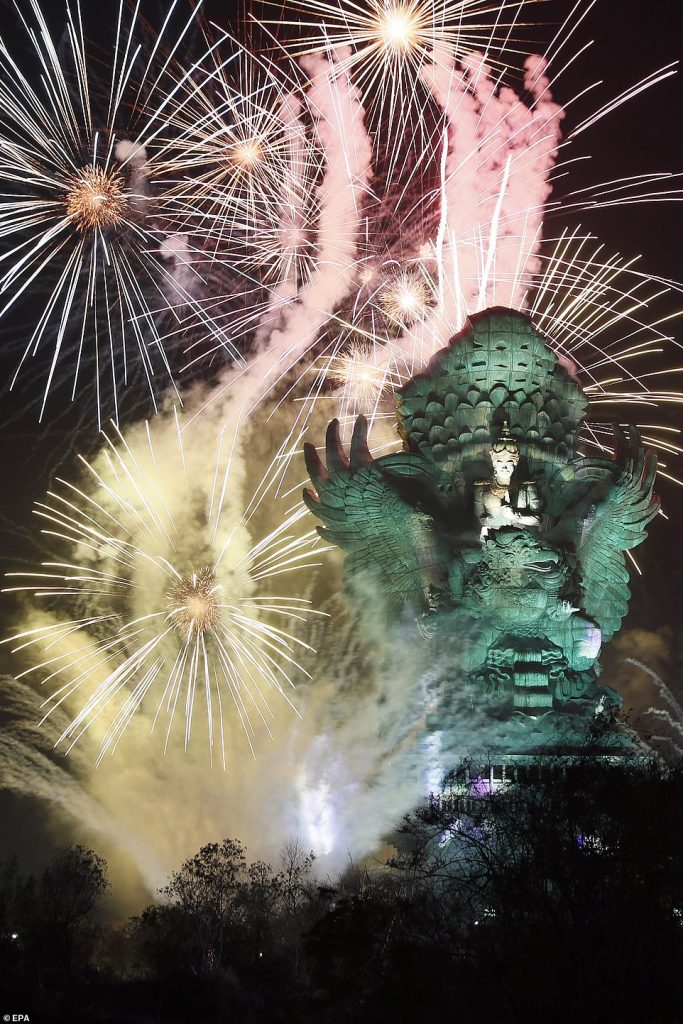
[474, 423, 541, 538]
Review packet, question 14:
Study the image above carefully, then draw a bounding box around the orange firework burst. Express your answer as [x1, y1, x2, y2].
[64, 166, 129, 232]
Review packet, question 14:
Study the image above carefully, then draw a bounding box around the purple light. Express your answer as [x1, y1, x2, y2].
[471, 775, 492, 797]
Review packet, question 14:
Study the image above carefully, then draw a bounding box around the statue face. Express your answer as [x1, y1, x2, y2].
[490, 451, 517, 485]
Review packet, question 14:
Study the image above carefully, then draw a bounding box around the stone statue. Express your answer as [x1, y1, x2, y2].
[474, 422, 541, 536]
[304, 309, 659, 731]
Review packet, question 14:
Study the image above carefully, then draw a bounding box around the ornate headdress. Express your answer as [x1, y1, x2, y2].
[490, 421, 519, 462]
[395, 308, 588, 469]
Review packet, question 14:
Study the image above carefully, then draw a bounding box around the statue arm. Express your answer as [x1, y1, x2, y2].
[473, 483, 490, 523]
[512, 482, 541, 526]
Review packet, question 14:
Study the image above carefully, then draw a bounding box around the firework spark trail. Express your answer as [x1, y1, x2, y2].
[642, 709, 683, 759]
[278, 0, 533, 72]
[186, 47, 373, 440]
[0, 0, 243, 425]
[624, 659, 683, 725]
[2, 410, 325, 765]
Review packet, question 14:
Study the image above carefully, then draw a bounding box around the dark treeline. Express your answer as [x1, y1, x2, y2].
[3, 758, 683, 1023]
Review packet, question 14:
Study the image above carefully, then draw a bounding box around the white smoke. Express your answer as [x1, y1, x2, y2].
[0, 678, 166, 895]
[192, 48, 374, 430]
[424, 49, 563, 317]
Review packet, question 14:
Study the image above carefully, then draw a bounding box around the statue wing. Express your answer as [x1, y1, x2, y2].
[573, 428, 659, 641]
[304, 416, 443, 609]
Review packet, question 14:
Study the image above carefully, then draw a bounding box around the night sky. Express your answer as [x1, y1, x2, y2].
[0, 0, 681, 903]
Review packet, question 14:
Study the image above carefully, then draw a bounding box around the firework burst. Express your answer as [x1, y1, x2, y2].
[2, 413, 325, 765]
[276, 0, 535, 81]
[157, 39, 322, 288]
[167, 568, 222, 638]
[378, 269, 433, 326]
[0, 0, 244, 424]
[64, 166, 130, 233]
[319, 339, 403, 428]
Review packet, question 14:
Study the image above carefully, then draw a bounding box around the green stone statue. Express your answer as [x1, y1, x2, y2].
[304, 309, 659, 727]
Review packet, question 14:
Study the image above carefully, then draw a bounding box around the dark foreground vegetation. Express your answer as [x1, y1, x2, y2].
[3, 758, 683, 1024]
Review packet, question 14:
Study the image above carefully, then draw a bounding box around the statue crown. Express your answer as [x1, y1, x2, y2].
[491, 421, 520, 460]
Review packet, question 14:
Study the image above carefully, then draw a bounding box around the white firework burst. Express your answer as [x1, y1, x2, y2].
[157, 39, 322, 288]
[0, 0, 239, 424]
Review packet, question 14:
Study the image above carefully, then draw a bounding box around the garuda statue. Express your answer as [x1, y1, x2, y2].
[304, 309, 659, 722]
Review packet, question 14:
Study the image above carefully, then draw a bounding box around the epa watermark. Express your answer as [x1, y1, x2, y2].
[3, 1015, 31, 1021]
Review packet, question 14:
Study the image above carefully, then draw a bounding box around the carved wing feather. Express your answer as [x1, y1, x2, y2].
[577, 428, 659, 640]
[304, 416, 442, 608]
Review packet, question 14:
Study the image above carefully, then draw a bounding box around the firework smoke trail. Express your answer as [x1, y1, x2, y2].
[258, 92, 312, 309]
[423, 50, 562, 316]
[2, 408, 325, 767]
[191, 47, 373, 429]
[369, 45, 565, 378]
[0, 677, 166, 893]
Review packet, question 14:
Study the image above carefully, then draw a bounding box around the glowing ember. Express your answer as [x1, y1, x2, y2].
[167, 568, 221, 637]
[329, 343, 398, 407]
[377, 6, 418, 52]
[65, 165, 128, 232]
[231, 139, 264, 168]
[379, 271, 431, 325]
